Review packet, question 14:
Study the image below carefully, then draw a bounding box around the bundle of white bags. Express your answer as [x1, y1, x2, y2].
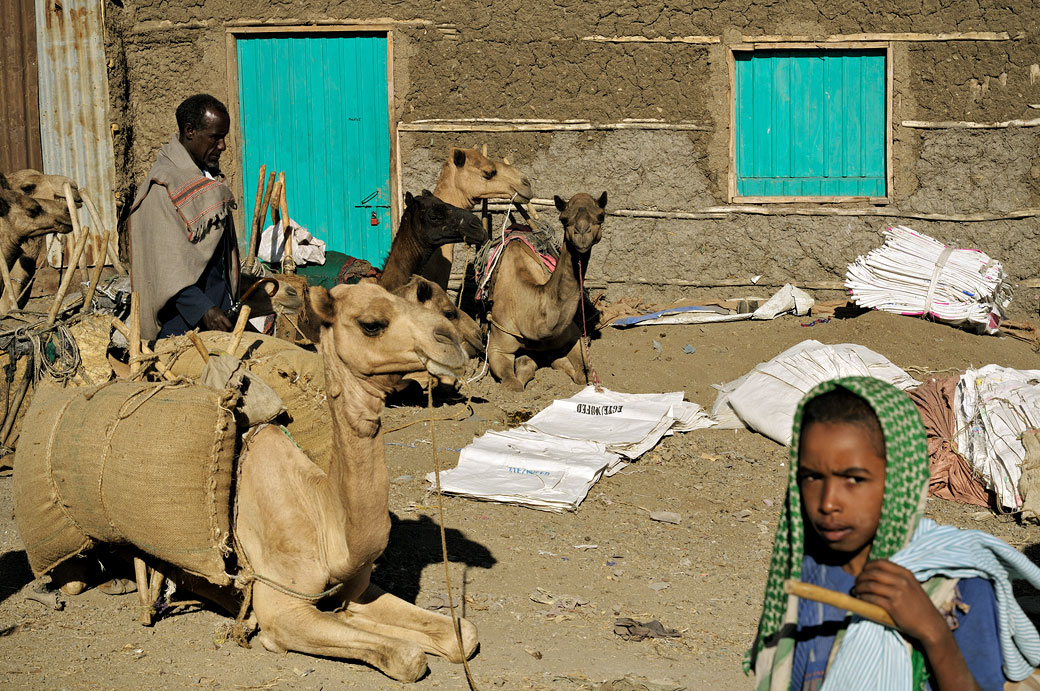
[955, 365, 1040, 511]
[844, 225, 1012, 334]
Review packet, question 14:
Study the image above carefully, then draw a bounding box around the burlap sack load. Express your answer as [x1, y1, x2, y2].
[14, 379, 237, 585]
[155, 331, 332, 470]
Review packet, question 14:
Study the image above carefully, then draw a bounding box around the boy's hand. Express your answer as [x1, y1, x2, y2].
[851, 559, 948, 645]
[851, 559, 982, 691]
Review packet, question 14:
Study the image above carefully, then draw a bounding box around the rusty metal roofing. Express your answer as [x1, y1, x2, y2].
[35, 0, 117, 267]
[0, 0, 43, 173]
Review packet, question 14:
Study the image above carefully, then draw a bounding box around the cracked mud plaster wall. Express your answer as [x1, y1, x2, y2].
[105, 0, 1040, 304]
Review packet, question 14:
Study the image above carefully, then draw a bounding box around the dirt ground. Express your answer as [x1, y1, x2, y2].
[1, 301, 1039, 690]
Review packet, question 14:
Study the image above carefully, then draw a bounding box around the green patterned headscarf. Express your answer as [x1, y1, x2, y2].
[744, 376, 930, 691]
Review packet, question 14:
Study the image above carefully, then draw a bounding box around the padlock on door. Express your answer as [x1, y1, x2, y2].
[370, 212, 379, 226]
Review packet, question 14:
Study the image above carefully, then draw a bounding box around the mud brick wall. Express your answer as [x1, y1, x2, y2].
[103, 1, 1040, 310]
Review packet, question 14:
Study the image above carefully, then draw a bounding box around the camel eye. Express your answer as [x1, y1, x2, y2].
[596, 213, 605, 224]
[483, 168, 496, 180]
[443, 308, 457, 320]
[357, 319, 387, 337]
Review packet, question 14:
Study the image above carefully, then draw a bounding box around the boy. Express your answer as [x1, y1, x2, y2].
[747, 376, 1040, 691]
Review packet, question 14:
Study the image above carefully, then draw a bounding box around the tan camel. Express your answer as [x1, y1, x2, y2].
[235, 282, 476, 680]
[422, 148, 533, 289]
[486, 192, 607, 391]
[0, 171, 78, 309]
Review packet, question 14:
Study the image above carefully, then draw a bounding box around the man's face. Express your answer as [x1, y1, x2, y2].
[797, 421, 887, 576]
[181, 108, 230, 173]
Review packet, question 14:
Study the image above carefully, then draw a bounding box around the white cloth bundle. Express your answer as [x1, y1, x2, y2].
[954, 365, 1040, 510]
[845, 225, 1012, 334]
[711, 340, 920, 445]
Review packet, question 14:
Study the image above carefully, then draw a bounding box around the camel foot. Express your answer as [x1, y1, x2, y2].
[515, 356, 537, 388]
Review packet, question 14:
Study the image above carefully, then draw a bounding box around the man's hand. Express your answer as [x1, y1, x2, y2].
[852, 560, 981, 691]
[201, 306, 233, 332]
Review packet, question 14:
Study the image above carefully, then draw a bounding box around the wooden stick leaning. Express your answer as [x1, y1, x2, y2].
[0, 243, 19, 315]
[81, 192, 127, 276]
[227, 305, 251, 359]
[278, 175, 294, 274]
[82, 228, 113, 312]
[125, 291, 155, 625]
[783, 579, 899, 629]
[110, 317, 175, 381]
[248, 171, 277, 267]
[46, 219, 91, 326]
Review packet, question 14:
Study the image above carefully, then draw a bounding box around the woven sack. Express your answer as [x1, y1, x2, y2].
[160, 331, 331, 470]
[14, 380, 237, 584]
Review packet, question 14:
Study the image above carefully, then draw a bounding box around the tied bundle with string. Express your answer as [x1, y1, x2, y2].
[844, 225, 1012, 334]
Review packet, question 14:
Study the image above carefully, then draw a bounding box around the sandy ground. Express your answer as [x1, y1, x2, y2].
[1, 303, 1039, 690]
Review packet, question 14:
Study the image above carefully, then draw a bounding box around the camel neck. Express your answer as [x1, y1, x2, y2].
[318, 337, 392, 565]
[543, 239, 586, 323]
[378, 212, 428, 292]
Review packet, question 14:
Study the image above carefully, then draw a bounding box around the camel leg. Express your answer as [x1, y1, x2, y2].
[487, 327, 524, 391]
[550, 334, 588, 385]
[252, 582, 428, 682]
[338, 582, 478, 663]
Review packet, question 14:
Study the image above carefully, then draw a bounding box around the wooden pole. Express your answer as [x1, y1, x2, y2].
[82, 228, 113, 312]
[135, 556, 153, 626]
[187, 331, 210, 363]
[128, 292, 141, 379]
[227, 305, 251, 358]
[783, 579, 899, 629]
[46, 224, 91, 325]
[81, 192, 127, 276]
[249, 171, 277, 265]
[279, 175, 294, 274]
[0, 247, 19, 315]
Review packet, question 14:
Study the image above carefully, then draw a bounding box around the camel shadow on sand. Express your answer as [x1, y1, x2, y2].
[371, 513, 496, 607]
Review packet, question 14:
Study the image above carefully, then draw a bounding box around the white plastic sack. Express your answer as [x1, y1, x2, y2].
[711, 340, 920, 445]
[954, 365, 1040, 511]
[259, 219, 326, 266]
[430, 387, 714, 511]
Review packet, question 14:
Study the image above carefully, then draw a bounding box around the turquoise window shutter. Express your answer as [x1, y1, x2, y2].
[735, 49, 886, 197]
[237, 34, 392, 265]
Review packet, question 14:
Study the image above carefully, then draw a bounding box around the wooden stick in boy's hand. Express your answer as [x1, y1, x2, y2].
[783, 579, 900, 630]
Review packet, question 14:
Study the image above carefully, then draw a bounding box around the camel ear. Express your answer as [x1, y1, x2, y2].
[0, 196, 9, 218]
[0, 173, 8, 190]
[453, 148, 467, 168]
[309, 286, 335, 326]
[405, 191, 414, 205]
[554, 195, 567, 212]
[421, 189, 433, 196]
[359, 276, 378, 285]
[597, 191, 608, 209]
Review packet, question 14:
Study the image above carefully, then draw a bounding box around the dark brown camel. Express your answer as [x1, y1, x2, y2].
[378, 190, 485, 292]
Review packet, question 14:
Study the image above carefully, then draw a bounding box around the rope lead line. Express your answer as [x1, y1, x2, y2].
[429, 385, 480, 690]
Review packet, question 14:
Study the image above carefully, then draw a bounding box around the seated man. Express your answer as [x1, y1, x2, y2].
[128, 93, 239, 339]
[747, 377, 1040, 691]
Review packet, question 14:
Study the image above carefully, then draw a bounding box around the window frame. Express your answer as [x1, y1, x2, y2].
[727, 41, 894, 204]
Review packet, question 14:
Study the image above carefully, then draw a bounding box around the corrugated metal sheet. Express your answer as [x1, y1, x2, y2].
[0, 0, 43, 173]
[36, 0, 117, 267]
[735, 49, 887, 197]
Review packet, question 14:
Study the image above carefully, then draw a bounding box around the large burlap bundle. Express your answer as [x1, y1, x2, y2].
[158, 331, 331, 470]
[14, 380, 237, 584]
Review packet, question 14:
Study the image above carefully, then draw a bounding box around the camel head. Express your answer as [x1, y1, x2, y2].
[4, 169, 81, 204]
[310, 281, 467, 389]
[436, 148, 533, 208]
[554, 191, 607, 255]
[393, 276, 484, 358]
[405, 190, 486, 248]
[0, 190, 73, 243]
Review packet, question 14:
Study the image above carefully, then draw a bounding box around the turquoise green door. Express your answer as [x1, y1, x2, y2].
[237, 33, 392, 265]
